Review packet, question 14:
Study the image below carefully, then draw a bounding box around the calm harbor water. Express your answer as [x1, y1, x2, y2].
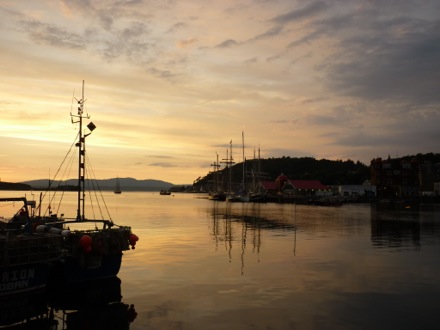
[2, 191, 440, 329]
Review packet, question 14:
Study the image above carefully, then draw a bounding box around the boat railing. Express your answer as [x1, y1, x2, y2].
[0, 234, 63, 266]
[43, 218, 116, 229]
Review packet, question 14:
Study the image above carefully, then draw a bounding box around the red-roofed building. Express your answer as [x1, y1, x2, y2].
[281, 179, 331, 196]
[291, 180, 329, 190]
[260, 174, 331, 197]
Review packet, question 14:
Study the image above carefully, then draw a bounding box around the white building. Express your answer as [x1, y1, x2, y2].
[338, 184, 376, 198]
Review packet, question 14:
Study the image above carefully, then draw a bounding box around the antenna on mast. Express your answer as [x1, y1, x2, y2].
[71, 80, 96, 220]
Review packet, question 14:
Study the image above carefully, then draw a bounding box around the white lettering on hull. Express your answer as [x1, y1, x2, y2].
[0, 268, 37, 292]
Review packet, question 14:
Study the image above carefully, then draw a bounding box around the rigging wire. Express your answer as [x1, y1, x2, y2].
[38, 133, 79, 216]
[85, 153, 113, 222]
[53, 144, 77, 217]
[32, 127, 115, 224]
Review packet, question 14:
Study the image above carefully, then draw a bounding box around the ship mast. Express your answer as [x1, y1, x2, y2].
[71, 80, 95, 220]
[242, 131, 245, 193]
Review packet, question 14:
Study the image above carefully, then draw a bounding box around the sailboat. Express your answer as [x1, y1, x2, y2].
[237, 131, 250, 202]
[34, 81, 138, 283]
[114, 177, 122, 194]
[248, 146, 267, 203]
[224, 140, 240, 202]
[208, 153, 226, 201]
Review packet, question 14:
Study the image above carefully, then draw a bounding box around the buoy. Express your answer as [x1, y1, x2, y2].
[48, 227, 62, 235]
[79, 234, 93, 248]
[36, 225, 48, 233]
[129, 233, 139, 249]
[127, 304, 138, 322]
[61, 229, 71, 237]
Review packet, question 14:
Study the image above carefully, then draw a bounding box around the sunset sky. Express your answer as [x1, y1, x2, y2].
[1, 0, 439, 184]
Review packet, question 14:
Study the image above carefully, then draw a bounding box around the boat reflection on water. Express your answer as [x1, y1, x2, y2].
[48, 276, 137, 330]
[0, 277, 136, 329]
[210, 202, 297, 231]
[0, 289, 54, 329]
[209, 202, 297, 274]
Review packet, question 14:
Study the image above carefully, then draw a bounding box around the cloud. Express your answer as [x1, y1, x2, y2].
[168, 22, 187, 33]
[326, 21, 440, 105]
[270, 1, 328, 25]
[22, 20, 85, 49]
[333, 110, 440, 153]
[147, 67, 176, 79]
[215, 39, 239, 48]
[244, 57, 258, 65]
[287, 27, 327, 48]
[248, 25, 284, 42]
[149, 162, 179, 168]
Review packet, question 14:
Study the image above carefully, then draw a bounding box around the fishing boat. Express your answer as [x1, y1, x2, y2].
[114, 177, 122, 194]
[34, 81, 139, 283]
[0, 197, 63, 296]
[159, 190, 171, 195]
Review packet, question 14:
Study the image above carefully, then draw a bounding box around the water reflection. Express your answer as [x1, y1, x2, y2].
[209, 202, 297, 274]
[0, 289, 53, 329]
[210, 202, 297, 231]
[371, 205, 440, 250]
[0, 277, 136, 329]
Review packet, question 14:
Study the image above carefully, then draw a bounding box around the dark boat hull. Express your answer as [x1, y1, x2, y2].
[50, 253, 123, 283]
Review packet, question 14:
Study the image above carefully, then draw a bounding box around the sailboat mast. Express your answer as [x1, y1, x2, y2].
[229, 141, 232, 193]
[242, 131, 245, 191]
[77, 80, 86, 220]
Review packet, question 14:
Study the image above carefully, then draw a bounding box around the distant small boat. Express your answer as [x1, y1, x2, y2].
[209, 191, 226, 201]
[160, 190, 171, 195]
[114, 177, 122, 194]
[226, 193, 240, 202]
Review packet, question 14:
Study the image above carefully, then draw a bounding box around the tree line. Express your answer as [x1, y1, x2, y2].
[193, 153, 440, 189]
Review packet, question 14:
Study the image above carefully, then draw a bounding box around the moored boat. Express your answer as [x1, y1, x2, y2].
[209, 191, 226, 201]
[208, 153, 226, 201]
[33, 81, 138, 284]
[0, 197, 63, 296]
[114, 177, 122, 194]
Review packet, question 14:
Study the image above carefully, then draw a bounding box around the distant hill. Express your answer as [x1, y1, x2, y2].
[194, 156, 371, 189]
[0, 181, 31, 190]
[20, 177, 174, 191]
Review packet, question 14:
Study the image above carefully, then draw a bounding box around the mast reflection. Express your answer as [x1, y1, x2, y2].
[209, 202, 297, 274]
